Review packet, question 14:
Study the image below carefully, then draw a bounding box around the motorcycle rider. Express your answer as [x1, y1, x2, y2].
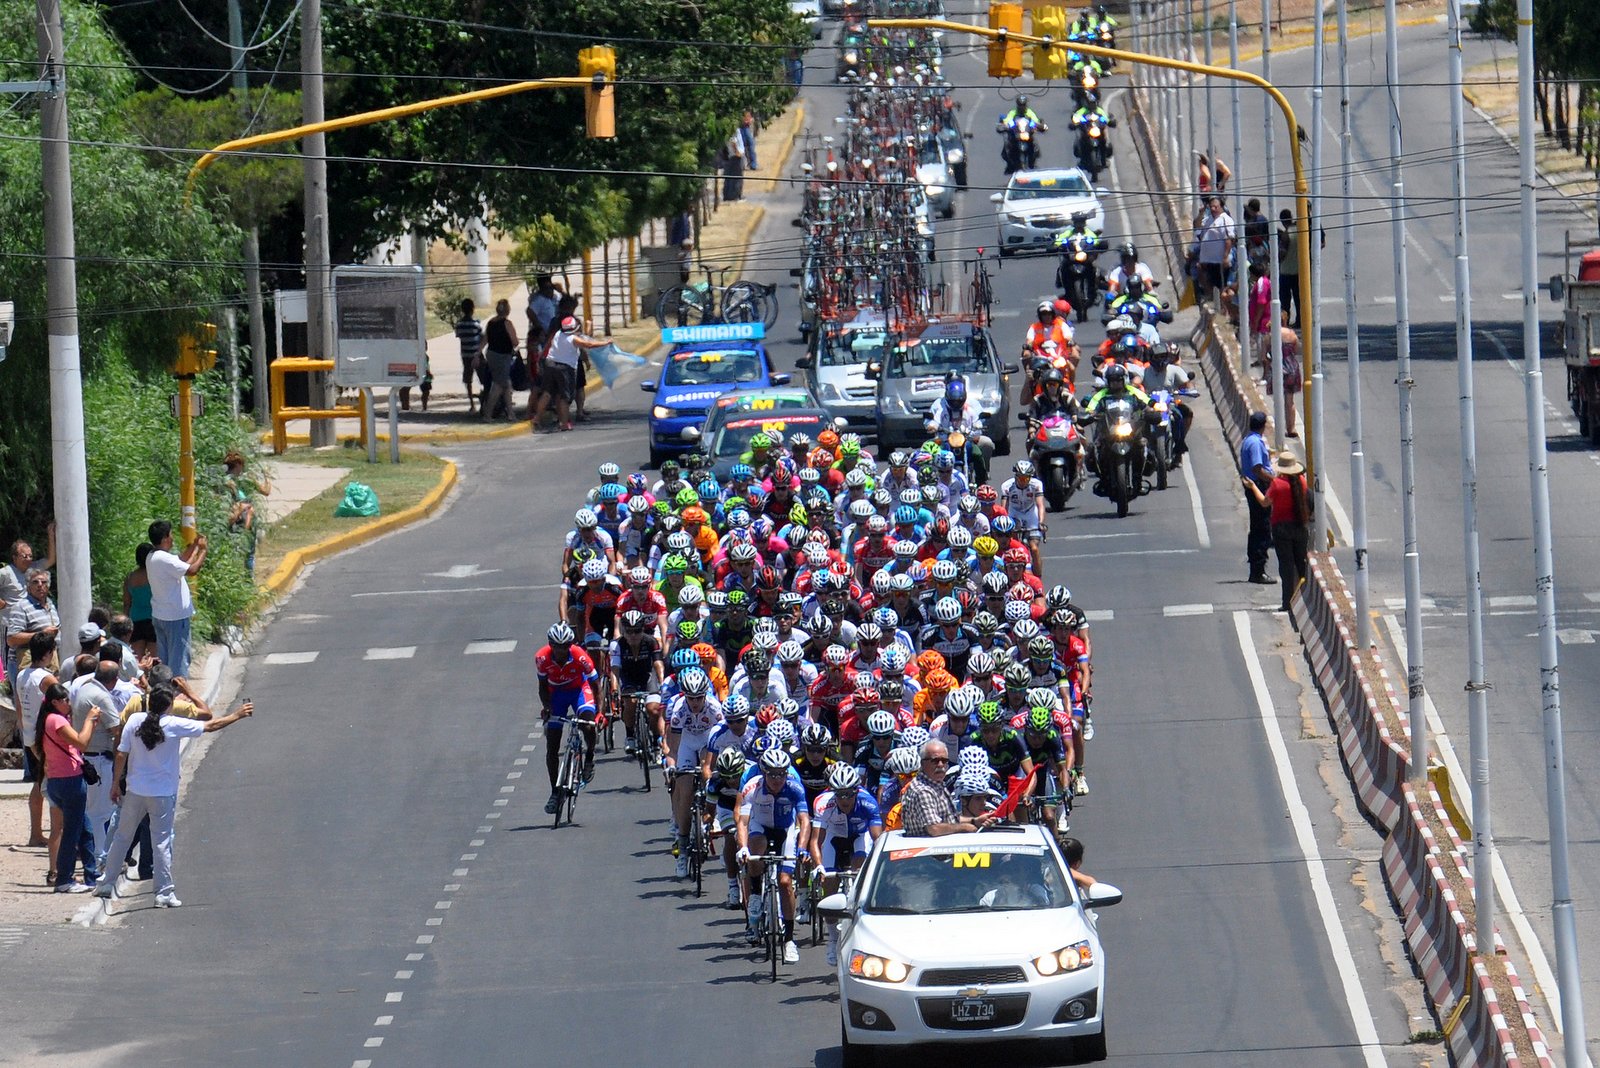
[1104, 243, 1156, 304]
[1070, 101, 1115, 154]
[1023, 300, 1075, 401]
[1079, 362, 1149, 487]
[1028, 368, 1078, 429]
[924, 376, 993, 486]
[1092, 314, 1137, 375]
[998, 95, 1046, 173]
[1134, 343, 1195, 460]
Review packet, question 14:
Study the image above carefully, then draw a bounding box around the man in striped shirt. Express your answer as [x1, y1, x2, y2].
[454, 298, 485, 414]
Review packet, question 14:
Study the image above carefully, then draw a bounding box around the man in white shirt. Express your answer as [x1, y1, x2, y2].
[71, 659, 124, 866]
[145, 520, 207, 680]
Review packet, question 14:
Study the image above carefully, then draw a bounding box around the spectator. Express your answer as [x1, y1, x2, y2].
[1242, 198, 1270, 269]
[1266, 326, 1302, 438]
[93, 691, 253, 908]
[145, 520, 207, 680]
[1244, 450, 1312, 612]
[1238, 411, 1275, 585]
[453, 298, 485, 415]
[722, 128, 746, 203]
[59, 621, 103, 683]
[121, 543, 157, 659]
[5, 568, 60, 679]
[900, 740, 992, 836]
[224, 451, 271, 576]
[35, 682, 101, 893]
[1061, 835, 1099, 891]
[481, 299, 521, 423]
[16, 631, 60, 849]
[0, 525, 56, 611]
[668, 211, 695, 285]
[527, 273, 563, 347]
[1196, 152, 1231, 197]
[1248, 262, 1274, 371]
[532, 315, 611, 434]
[1277, 209, 1301, 329]
[1193, 197, 1234, 304]
[71, 657, 123, 867]
[740, 110, 760, 172]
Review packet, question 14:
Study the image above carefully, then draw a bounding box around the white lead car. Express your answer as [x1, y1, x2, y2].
[821, 825, 1122, 1066]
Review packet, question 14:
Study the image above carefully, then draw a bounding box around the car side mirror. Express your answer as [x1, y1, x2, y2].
[771, 373, 792, 386]
[796, 355, 815, 369]
[679, 425, 702, 442]
[818, 892, 851, 919]
[640, 381, 657, 393]
[1085, 882, 1123, 907]
[1001, 362, 1021, 375]
[1096, 187, 1110, 198]
[989, 192, 1004, 204]
[790, 267, 805, 276]
[1549, 274, 1566, 302]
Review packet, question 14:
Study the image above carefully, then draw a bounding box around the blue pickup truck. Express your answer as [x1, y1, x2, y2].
[641, 324, 789, 467]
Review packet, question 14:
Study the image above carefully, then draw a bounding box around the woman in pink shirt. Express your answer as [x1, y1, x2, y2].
[34, 683, 101, 892]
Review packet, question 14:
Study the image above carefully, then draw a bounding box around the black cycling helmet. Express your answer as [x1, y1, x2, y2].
[1104, 363, 1128, 389]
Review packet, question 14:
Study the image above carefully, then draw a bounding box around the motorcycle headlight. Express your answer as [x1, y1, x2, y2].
[1019, 129, 1032, 141]
[651, 405, 673, 420]
[1112, 421, 1132, 438]
[1074, 251, 1087, 262]
[1033, 940, 1095, 977]
[1152, 400, 1168, 412]
[849, 950, 912, 983]
[1089, 126, 1101, 138]
[947, 148, 964, 164]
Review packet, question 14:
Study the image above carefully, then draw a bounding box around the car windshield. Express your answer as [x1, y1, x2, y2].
[918, 140, 943, 166]
[888, 334, 987, 377]
[711, 414, 828, 459]
[822, 330, 889, 368]
[1006, 175, 1093, 201]
[664, 348, 764, 386]
[863, 844, 1072, 914]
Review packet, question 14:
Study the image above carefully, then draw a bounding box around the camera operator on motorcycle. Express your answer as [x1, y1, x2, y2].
[924, 376, 993, 486]
[1081, 363, 1149, 426]
[1134, 343, 1195, 461]
[1028, 368, 1078, 429]
[998, 95, 1046, 174]
[1023, 300, 1076, 401]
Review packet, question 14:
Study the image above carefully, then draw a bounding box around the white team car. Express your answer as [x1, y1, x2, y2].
[822, 824, 1122, 1065]
[990, 168, 1108, 257]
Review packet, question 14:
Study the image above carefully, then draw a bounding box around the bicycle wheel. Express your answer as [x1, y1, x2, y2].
[766, 877, 782, 980]
[724, 281, 779, 330]
[553, 747, 572, 829]
[565, 742, 580, 824]
[656, 285, 707, 327]
[691, 808, 705, 898]
[809, 878, 823, 946]
[636, 703, 653, 791]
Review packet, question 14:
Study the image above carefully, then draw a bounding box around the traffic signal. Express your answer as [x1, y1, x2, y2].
[988, 3, 1024, 78]
[1031, 6, 1068, 79]
[173, 321, 217, 376]
[579, 45, 616, 139]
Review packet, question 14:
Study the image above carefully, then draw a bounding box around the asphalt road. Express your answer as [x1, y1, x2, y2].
[0, 24, 1440, 1068]
[1211, 21, 1600, 1057]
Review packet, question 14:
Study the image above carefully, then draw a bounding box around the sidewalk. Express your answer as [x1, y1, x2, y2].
[270, 101, 806, 449]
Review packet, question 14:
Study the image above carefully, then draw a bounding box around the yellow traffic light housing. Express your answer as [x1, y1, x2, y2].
[1031, 6, 1068, 78]
[173, 321, 218, 376]
[579, 45, 616, 139]
[988, 3, 1024, 78]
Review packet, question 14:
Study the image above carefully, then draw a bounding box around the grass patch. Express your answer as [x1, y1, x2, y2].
[251, 444, 449, 583]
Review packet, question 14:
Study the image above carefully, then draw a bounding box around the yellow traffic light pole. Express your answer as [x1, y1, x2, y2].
[872, 16, 1318, 493]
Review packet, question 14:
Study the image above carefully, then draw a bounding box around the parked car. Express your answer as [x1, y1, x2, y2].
[797, 310, 891, 437]
[870, 319, 1016, 452]
[936, 119, 969, 188]
[641, 329, 789, 467]
[990, 168, 1107, 257]
[915, 136, 956, 219]
[823, 824, 1123, 1065]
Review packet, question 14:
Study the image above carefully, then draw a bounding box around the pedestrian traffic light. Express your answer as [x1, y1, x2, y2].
[173, 321, 217, 376]
[579, 45, 616, 139]
[1031, 6, 1069, 79]
[988, 3, 1024, 78]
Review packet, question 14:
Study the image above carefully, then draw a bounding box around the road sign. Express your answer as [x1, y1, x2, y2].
[660, 322, 765, 345]
[331, 265, 425, 388]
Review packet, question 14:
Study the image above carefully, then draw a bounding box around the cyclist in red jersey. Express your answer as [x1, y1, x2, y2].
[536, 622, 599, 813]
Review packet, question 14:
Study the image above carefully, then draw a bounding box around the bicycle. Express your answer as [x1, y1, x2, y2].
[745, 842, 789, 981]
[550, 714, 591, 829]
[621, 690, 655, 791]
[654, 264, 778, 328]
[585, 638, 612, 753]
[685, 770, 712, 897]
[810, 866, 859, 946]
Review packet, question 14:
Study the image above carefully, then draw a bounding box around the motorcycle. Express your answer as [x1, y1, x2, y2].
[1143, 387, 1198, 490]
[1027, 412, 1084, 511]
[933, 425, 993, 487]
[1070, 67, 1101, 112]
[997, 117, 1044, 174]
[1073, 115, 1114, 181]
[1081, 396, 1145, 517]
[1054, 233, 1103, 322]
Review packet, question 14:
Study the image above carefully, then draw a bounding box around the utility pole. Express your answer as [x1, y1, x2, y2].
[1517, 0, 1587, 1053]
[302, 0, 334, 446]
[1262, 0, 1285, 450]
[229, 0, 270, 427]
[1229, 0, 1247, 375]
[1384, 0, 1427, 780]
[1337, 0, 1370, 653]
[1309, 0, 1325, 548]
[35, 0, 91, 636]
[1445, 0, 1494, 955]
[1184, 0, 1197, 204]
[1203, 0, 1213, 189]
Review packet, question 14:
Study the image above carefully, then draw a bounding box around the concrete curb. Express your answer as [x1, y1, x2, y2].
[1231, 15, 1439, 64]
[259, 460, 459, 601]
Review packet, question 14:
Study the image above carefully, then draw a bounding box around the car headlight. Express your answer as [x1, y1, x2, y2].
[1006, 212, 1028, 223]
[849, 950, 912, 983]
[1033, 940, 1095, 977]
[925, 183, 947, 197]
[947, 148, 964, 164]
[1112, 421, 1133, 438]
[651, 405, 674, 420]
[816, 381, 842, 401]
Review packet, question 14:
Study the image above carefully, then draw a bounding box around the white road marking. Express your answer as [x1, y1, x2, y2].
[375, 1016, 393, 1027]
[1179, 457, 1212, 548]
[1051, 547, 1199, 561]
[1383, 596, 1436, 613]
[353, 583, 560, 598]
[385, 992, 403, 1003]
[1164, 602, 1214, 617]
[1557, 629, 1594, 645]
[1378, 613, 1570, 1044]
[262, 651, 319, 665]
[427, 563, 501, 579]
[1373, 295, 1397, 305]
[1084, 609, 1115, 622]
[1488, 594, 1536, 610]
[465, 639, 518, 655]
[364, 646, 416, 661]
[1231, 612, 1390, 1068]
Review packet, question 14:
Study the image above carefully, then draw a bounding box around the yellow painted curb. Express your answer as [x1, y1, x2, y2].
[1461, 85, 1480, 110]
[259, 460, 459, 600]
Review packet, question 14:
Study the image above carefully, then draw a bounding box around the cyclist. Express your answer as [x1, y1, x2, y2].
[794, 722, 838, 808]
[706, 748, 749, 908]
[707, 694, 761, 761]
[576, 558, 624, 646]
[610, 608, 664, 758]
[918, 596, 979, 680]
[736, 747, 811, 964]
[852, 709, 899, 792]
[928, 685, 984, 760]
[975, 701, 1034, 820]
[537, 622, 600, 815]
[1017, 704, 1071, 829]
[664, 667, 726, 878]
[564, 508, 617, 574]
[809, 764, 884, 965]
[999, 461, 1048, 579]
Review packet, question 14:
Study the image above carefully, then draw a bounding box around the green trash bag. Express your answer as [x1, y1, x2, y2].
[334, 482, 381, 517]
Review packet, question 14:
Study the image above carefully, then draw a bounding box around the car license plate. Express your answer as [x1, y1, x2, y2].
[913, 377, 944, 393]
[952, 997, 996, 1023]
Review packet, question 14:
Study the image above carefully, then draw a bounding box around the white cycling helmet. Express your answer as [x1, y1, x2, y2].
[885, 747, 920, 776]
[679, 669, 710, 697]
[827, 764, 862, 792]
[945, 688, 979, 718]
[765, 719, 797, 747]
[933, 597, 963, 624]
[574, 508, 599, 529]
[759, 747, 793, 772]
[582, 558, 607, 582]
[777, 641, 806, 665]
[547, 622, 575, 645]
[865, 710, 897, 737]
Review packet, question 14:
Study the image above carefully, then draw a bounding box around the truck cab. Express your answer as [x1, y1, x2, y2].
[1559, 246, 1600, 443]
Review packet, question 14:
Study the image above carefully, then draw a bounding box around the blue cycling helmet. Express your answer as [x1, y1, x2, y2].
[599, 483, 625, 502]
[945, 377, 967, 404]
[697, 479, 720, 501]
[894, 505, 920, 526]
[669, 648, 699, 672]
[936, 450, 956, 470]
[731, 463, 755, 480]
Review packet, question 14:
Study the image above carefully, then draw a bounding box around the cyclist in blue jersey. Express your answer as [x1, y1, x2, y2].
[736, 747, 811, 963]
